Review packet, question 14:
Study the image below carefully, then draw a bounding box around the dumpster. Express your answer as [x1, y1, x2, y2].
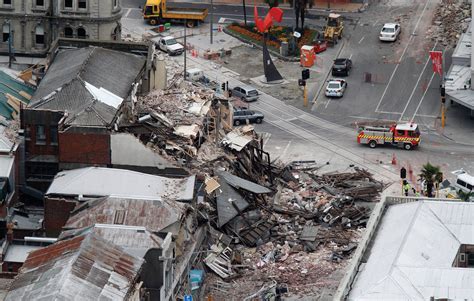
[300, 45, 315, 67]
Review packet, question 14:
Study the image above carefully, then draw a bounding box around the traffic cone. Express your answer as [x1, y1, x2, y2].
[391, 153, 397, 165]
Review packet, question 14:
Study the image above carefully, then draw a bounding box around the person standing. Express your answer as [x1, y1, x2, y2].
[403, 180, 411, 196]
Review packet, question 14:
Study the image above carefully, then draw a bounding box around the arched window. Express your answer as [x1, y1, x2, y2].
[77, 27, 86, 39]
[35, 25, 45, 45]
[64, 27, 73, 38]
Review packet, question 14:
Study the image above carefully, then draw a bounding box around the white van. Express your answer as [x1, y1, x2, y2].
[185, 68, 204, 82]
[455, 172, 474, 194]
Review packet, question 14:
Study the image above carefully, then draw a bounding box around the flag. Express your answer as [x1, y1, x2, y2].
[429, 51, 443, 75]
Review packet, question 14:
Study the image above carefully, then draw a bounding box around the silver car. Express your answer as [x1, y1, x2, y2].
[325, 79, 347, 98]
[231, 85, 259, 102]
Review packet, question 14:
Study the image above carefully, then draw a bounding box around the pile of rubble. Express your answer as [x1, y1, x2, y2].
[200, 162, 384, 299]
[429, 0, 471, 46]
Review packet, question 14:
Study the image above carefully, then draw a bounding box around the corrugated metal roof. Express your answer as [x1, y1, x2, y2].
[349, 201, 474, 300]
[216, 174, 249, 227]
[220, 171, 271, 194]
[60, 224, 164, 258]
[0, 70, 35, 120]
[29, 47, 146, 127]
[63, 196, 185, 233]
[46, 167, 196, 201]
[6, 233, 143, 301]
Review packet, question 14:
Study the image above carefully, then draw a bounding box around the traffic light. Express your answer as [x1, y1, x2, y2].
[221, 82, 226, 91]
[400, 167, 406, 179]
[440, 85, 445, 97]
[298, 79, 306, 86]
[302, 69, 310, 80]
[441, 96, 446, 104]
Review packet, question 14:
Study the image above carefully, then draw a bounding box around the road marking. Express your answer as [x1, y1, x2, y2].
[263, 133, 272, 148]
[374, 0, 433, 113]
[124, 8, 132, 18]
[349, 115, 382, 120]
[325, 98, 332, 109]
[377, 111, 402, 114]
[411, 72, 436, 120]
[281, 141, 292, 158]
[373, 20, 378, 27]
[399, 42, 438, 121]
[415, 114, 438, 118]
[358, 36, 365, 44]
[349, 53, 353, 59]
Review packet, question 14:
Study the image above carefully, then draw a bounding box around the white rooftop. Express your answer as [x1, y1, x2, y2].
[395, 123, 418, 131]
[0, 155, 14, 178]
[46, 167, 195, 201]
[4, 245, 42, 263]
[349, 201, 474, 300]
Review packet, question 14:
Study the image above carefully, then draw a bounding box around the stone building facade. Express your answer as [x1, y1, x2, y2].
[0, 0, 122, 56]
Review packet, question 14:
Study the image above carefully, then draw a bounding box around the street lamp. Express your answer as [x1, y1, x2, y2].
[210, 0, 213, 44]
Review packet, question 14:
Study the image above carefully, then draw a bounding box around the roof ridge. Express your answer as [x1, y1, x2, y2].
[90, 102, 112, 127]
[389, 201, 423, 275]
[77, 47, 96, 79]
[426, 203, 462, 244]
[391, 267, 424, 299]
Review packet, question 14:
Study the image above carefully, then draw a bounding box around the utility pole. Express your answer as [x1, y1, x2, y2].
[441, 51, 446, 128]
[242, 0, 247, 26]
[7, 20, 12, 69]
[303, 84, 308, 107]
[210, 0, 214, 44]
[184, 20, 187, 80]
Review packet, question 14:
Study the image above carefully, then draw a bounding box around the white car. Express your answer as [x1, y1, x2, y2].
[379, 23, 401, 42]
[158, 36, 184, 56]
[325, 79, 347, 98]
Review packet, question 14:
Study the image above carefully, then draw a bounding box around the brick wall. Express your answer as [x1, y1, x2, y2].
[44, 197, 78, 237]
[58, 132, 111, 165]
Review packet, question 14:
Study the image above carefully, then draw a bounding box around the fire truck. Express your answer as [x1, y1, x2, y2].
[357, 122, 421, 150]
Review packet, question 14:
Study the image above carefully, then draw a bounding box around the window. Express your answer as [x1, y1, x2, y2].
[64, 0, 72, 8]
[113, 0, 118, 8]
[64, 27, 73, 38]
[2, 24, 9, 43]
[396, 130, 405, 136]
[35, 25, 44, 45]
[457, 179, 467, 188]
[36, 0, 44, 6]
[77, 27, 86, 38]
[24, 126, 31, 141]
[78, 0, 86, 9]
[461, 253, 466, 262]
[3, 0, 11, 5]
[50, 127, 58, 145]
[468, 253, 474, 267]
[36, 125, 46, 145]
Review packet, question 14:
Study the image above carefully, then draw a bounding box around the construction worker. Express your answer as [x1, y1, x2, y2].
[412, 188, 421, 197]
[403, 180, 411, 196]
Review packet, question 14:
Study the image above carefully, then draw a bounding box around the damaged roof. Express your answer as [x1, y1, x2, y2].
[59, 224, 164, 258]
[216, 172, 249, 227]
[6, 233, 143, 301]
[46, 167, 196, 201]
[220, 171, 272, 194]
[63, 196, 185, 233]
[29, 47, 146, 127]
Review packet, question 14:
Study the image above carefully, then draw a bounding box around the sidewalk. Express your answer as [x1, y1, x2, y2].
[435, 102, 474, 146]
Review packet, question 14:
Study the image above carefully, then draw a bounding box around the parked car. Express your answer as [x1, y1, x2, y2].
[231, 85, 259, 102]
[157, 36, 184, 55]
[379, 23, 401, 42]
[332, 58, 352, 76]
[325, 79, 347, 98]
[233, 109, 264, 126]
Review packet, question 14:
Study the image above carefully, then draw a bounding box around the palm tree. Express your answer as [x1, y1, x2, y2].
[458, 190, 474, 202]
[419, 162, 443, 198]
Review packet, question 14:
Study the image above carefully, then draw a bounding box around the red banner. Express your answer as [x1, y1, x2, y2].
[429, 51, 443, 75]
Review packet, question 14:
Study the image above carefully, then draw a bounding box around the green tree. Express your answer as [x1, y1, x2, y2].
[419, 162, 443, 198]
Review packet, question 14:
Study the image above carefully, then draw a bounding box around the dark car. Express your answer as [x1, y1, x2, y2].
[332, 58, 352, 76]
[233, 109, 264, 126]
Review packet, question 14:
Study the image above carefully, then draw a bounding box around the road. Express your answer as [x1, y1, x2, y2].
[313, 0, 443, 128]
[122, 0, 474, 183]
[120, 0, 351, 27]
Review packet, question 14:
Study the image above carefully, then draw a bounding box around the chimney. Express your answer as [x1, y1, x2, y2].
[6, 222, 14, 242]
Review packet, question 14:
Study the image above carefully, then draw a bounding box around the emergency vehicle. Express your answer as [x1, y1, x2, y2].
[357, 122, 420, 150]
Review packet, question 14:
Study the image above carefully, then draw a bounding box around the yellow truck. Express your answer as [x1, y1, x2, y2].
[143, 0, 208, 27]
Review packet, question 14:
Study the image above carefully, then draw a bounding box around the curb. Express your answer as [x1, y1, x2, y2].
[223, 27, 300, 62]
